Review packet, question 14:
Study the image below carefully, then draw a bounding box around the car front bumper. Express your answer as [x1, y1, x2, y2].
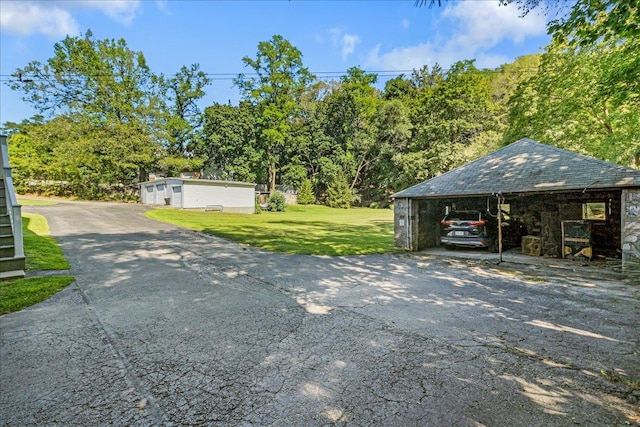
[440, 236, 492, 248]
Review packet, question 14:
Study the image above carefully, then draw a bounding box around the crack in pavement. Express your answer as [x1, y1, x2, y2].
[73, 281, 170, 425]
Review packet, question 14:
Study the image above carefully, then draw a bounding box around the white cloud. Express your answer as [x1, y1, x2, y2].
[341, 34, 360, 61]
[401, 18, 410, 29]
[367, 42, 442, 71]
[441, 0, 546, 48]
[155, 0, 169, 14]
[366, 1, 546, 71]
[323, 27, 361, 62]
[0, 0, 142, 38]
[0, 2, 79, 38]
[81, 0, 141, 25]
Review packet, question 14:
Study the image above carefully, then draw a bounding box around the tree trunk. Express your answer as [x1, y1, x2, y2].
[350, 155, 369, 190]
[269, 164, 276, 193]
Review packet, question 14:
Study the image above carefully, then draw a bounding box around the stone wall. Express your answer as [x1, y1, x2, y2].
[394, 198, 409, 250]
[398, 190, 630, 260]
[417, 200, 439, 250]
[621, 189, 640, 270]
[510, 191, 621, 259]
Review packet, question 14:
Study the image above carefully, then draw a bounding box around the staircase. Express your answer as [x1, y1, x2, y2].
[0, 135, 25, 280]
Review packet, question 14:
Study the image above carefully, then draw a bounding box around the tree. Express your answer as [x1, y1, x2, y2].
[7, 114, 152, 200]
[11, 30, 159, 123]
[234, 35, 314, 192]
[403, 61, 499, 183]
[544, 0, 639, 46]
[9, 30, 163, 184]
[323, 67, 381, 195]
[297, 179, 315, 205]
[326, 173, 352, 209]
[416, 0, 639, 47]
[505, 37, 640, 167]
[285, 81, 332, 190]
[159, 64, 211, 175]
[199, 101, 262, 182]
[361, 98, 412, 202]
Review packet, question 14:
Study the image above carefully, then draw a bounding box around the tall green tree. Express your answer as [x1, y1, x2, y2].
[11, 30, 159, 123]
[416, 0, 639, 46]
[159, 64, 211, 174]
[199, 101, 262, 183]
[361, 98, 412, 202]
[286, 81, 332, 190]
[9, 30, 163, 184]
[506, 37, 640, 167]
[234, 35, 314, 192]
[323, 67, 381, 194]
[398, 60, 499, 187]
[297, 178, 316, 205]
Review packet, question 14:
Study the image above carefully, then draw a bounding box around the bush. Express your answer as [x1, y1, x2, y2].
[297, 179, 315, 205]
[255, 196, 262, 214]
[326, 175, 352, 209]
[267, 191, 286, 212]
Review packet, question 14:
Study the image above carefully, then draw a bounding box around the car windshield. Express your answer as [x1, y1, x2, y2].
[446, 211, 480, 221]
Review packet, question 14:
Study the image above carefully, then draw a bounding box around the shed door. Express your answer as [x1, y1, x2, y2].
[156, 184, 166, 204]
[172, 186, 182, 208]
[146, 185, 154, 204]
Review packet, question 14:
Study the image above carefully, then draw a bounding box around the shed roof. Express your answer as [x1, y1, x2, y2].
[140, 178, 255, 188]
[393, 138, 640, 199]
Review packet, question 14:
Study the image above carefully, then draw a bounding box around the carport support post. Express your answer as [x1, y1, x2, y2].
[497, 193, 503, 264]
[621, 188, 640, 272]
[406, 198, 413, 250]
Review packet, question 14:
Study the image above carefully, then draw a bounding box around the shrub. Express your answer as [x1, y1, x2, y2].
[267, 191, 286, 212]
[297, 179, 315, 205]
[326, 175, 351, 209]
[255, 196, 262, 214]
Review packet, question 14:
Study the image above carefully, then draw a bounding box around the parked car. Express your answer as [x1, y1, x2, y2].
[440, 210, 525, 252]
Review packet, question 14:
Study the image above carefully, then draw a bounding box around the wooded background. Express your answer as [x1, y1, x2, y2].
[4, 0, 638, 205]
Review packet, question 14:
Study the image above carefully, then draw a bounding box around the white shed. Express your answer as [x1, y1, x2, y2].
[140, 178, 255, 214]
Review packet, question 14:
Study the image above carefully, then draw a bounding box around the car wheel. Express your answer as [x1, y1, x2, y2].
[444, 244, 455, 250]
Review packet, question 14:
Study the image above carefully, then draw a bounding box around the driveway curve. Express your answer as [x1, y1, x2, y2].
[1, 201, 639, 426]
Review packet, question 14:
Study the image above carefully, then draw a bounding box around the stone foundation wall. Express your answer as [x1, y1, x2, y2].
[622, 189, 640, 271]
[394, 198, 409, 250]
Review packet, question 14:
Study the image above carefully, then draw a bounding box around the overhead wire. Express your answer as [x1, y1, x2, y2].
[0, 65, 542, 83]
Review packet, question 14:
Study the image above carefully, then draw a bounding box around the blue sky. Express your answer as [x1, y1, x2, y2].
[0, 0, 552, 126]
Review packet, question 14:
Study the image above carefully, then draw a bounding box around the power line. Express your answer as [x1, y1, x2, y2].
[0, 65, 542, 83]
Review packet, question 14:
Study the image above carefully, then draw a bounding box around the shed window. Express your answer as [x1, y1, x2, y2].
[582, 202, 606, 220]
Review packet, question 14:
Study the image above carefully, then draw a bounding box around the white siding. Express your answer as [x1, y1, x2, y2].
[143, 185, 154, 204]
[183, 182, 254, 211]
[140, 178, 255, 213]
[156, 183, 166, 204]
[171, 186, 183, 208]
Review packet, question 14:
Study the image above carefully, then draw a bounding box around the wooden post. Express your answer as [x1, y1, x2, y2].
[497, 194, 503, 263]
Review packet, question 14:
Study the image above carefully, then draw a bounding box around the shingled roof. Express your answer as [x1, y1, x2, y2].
[393, 138, 640, 199]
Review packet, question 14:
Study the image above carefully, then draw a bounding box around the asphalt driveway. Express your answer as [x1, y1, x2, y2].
[1, 201, 639, 426]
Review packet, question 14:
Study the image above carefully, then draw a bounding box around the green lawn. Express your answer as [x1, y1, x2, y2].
[0, 213, 73, 315]
[0, 276, 75, 315]
[145, 204, 397, 256]
[18, 198, 58, 206]
[23, 213, 71, 271]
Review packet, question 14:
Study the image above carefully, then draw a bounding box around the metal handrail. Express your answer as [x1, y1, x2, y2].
[1, 135, 24, 259]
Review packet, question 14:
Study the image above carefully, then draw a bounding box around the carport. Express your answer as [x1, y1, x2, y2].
[392, 138, 640, 269]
